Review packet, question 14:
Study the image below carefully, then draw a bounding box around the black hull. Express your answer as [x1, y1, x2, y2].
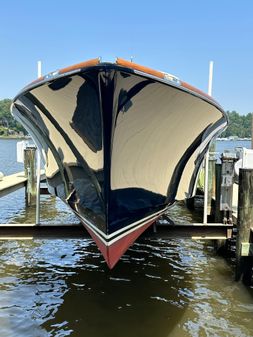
[12, 61, 227, 267]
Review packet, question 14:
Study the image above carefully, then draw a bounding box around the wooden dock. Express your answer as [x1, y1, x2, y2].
[0, 170, 46, 198]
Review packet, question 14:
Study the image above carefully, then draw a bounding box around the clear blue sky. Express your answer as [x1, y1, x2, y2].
[1, 0, 252, 114]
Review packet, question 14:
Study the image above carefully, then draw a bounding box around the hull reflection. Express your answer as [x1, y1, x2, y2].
[11, 58, 227, 268]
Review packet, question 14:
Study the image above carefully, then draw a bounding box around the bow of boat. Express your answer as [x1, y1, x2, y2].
[11, 58, 228, 267]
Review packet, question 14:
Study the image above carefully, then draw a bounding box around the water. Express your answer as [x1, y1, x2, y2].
[216, 139, 251, 154]
[0, 139, 79, 225]
[0, 138, 252, 337]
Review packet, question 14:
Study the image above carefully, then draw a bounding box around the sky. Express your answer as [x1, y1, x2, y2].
[0, 0, 252, 114]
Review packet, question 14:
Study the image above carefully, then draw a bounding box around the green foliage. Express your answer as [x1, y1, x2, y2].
[0, 126, 8, 136]
[222, 111, 252, 138]
[0, 99, 27, 135]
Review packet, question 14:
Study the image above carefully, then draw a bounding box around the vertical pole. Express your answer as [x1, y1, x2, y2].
[37, 61, 42, 78]
[208, 61, 214, 96]
[24, 147, 37, 206]
[215, 163, 222, 223]
[35, 150, 41, 225]
[203, 61, 214, 224]
[203, 150, 209, 224]
[35, 60, 42, 225]
[214, 162, 228, 253]
[208, 155, 217, 215]
[235, 168, 253, 285]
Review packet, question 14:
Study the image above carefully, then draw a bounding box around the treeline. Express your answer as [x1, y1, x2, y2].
[0, 99, 252, 138]
[222, 111, 252, 138]
[0, 99, 27, 136]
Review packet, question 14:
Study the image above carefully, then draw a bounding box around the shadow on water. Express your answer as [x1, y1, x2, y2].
[42, 239, 195, 337]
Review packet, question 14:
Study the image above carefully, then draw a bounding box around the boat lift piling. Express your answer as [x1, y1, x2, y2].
[24, 145, 43, 224]
[214, 163, 222, 223]
[235, 168, 253, 285]
[24, 147, 37, 206]
[35, 149, 41, 225]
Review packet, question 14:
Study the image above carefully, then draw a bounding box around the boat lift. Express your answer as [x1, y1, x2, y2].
[0, 60, 252, 283]
[0, 60, 232, 240]
[0, 139, 233, 241]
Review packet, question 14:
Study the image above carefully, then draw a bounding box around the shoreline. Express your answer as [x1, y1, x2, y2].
[216, 138, 251, 141]
[0, 135, 31, 140]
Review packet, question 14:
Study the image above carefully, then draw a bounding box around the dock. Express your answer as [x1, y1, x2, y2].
[0, 171, 45, 198]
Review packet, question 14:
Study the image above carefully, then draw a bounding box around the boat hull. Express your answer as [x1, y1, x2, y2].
[12, 63, 227, 267]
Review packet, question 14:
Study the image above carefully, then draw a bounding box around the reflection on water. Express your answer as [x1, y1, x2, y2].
[0, 139, 252, 336]
[0, 189, 79, 226]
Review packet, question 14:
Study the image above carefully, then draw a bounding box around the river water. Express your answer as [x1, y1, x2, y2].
[0, 138, 252, 337]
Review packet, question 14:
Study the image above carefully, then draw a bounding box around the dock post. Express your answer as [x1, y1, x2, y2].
[235, 168, 253, 285]
[215, 163, 222, 223]
[203, 150, 209, 224]
[24, 147, 37, 206]
[214, 162, 228, 253]
[35, 149, 41, 225]
[208, 154, 217, 216]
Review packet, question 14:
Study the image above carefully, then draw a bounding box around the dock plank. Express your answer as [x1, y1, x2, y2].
[0, 171, 46, 198]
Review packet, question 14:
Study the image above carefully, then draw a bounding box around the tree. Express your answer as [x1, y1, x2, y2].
[0, 99, 27, 135]
[221, 111, 252, 138]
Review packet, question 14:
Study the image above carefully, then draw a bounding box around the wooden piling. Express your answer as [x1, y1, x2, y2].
[235, 168, 253, 285]
[208, 156, 217, 217]
[24, 147, 37, 206]
[214, 162, 229, 253]
[215, 163, 222, 223]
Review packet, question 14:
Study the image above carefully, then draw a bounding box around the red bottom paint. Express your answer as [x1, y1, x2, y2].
[82, 217, 159, 268]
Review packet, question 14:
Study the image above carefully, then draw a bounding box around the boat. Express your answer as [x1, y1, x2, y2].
[11, 58, 228, 268]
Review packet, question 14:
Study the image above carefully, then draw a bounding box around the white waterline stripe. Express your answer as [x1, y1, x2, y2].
[82, 220, 108, 246]
[78, 207, 167, 240]
[82, 214, 159, 247]
[108, 215, 158, 246]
